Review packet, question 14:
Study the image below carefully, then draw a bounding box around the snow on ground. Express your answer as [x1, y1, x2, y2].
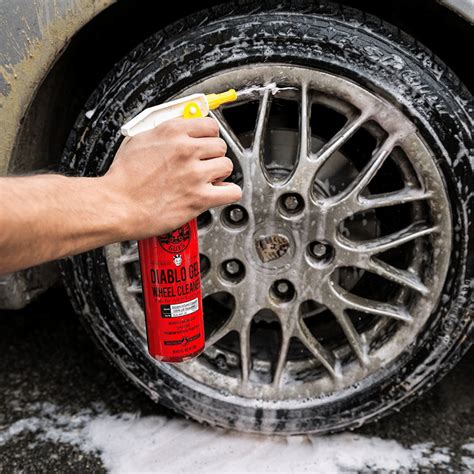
[0, 402, 470, 473]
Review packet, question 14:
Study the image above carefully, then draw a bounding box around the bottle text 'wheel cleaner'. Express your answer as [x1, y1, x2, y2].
[121, 89, 238, 362]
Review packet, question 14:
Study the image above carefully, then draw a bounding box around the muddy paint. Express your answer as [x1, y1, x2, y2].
[0, 0, 115, 176]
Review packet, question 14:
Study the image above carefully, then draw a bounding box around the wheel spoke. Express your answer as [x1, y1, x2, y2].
[200, 265, 239, 298]
[329, 281, 412, 322]
[239, 321, 252, 384]
[337, 136, 396, 201]
[246, 89, 279, 214]
[198, 208, 243, 263]
[271, 307, 301, 387]
[353, 222, 438, 255]
[253, 89, 271, 156]
[295, 321, 339, 377]
[368, 258, 429, 295]
[250, 90, 274, 191]
[330, 305, 369, 365]
[287, 109, 369, 192]
[126, 281, 142, 294]
[299, 82, 310, 160]
[312, 111, 369, 166]
[272, 333, 291, 387]
[231, 291, 264, 384]
[204, 289, 252, 350]
[210, 109, 250, 189]
[282, 83, 312, 190]
[205, 318, 236, 348]
[357, 188, 432, 211]
[210, 109, 247, 162]
[119, 246, 139, 265]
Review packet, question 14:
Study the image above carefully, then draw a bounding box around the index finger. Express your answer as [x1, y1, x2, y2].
[182, 117, 220, 138]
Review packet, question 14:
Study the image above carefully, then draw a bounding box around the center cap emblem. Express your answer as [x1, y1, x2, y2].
[255, 234, 290, 263]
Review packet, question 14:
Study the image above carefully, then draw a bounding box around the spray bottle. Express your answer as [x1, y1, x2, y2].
[121, 89, 238, 362]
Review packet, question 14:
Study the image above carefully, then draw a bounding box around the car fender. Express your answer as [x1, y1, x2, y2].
[0, 0, 115, 309]
[0, 0, 115, 175]
[439, 0, 474, 23]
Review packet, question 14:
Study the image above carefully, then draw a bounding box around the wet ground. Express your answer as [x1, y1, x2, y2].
[0, 288, 472, 472]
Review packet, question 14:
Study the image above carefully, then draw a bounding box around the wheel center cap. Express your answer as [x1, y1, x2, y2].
[255, 234, 290, 263]
[249, 223, 295, 272]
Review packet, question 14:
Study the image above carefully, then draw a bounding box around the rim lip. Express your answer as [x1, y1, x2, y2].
[105, 63, 452, 408]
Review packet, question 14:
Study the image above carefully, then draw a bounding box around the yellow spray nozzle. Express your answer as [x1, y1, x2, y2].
[121, 89, 239, 136]
[206, 89, 238, 110]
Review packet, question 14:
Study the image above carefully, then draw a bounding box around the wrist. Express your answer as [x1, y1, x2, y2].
[96, 175, 144, 242]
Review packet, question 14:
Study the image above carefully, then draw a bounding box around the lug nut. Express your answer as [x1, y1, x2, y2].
[308, 240, 334, 263]
[276, 281, 290, 294]
[284, 195, 299, 210]
[215, 354, 228, 370]
[224, 205, 248, 226]
[311, 242, 328, 258]
[225, 260, 240, 275]
[280, 193, 304, 214]
[271, 279, 295, 302]
[221, 259, 245, 283]
[229, 207, 244, 223]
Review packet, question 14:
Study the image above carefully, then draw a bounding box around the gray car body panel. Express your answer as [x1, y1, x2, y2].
[0, 262, 58, 310]
[0, 0, 472, 309]
[0, 0, 115, 309]
[0, 0, 115, 175]
[441, 0, 474, 22]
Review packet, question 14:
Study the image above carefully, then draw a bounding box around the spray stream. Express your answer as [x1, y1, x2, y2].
[236, 82, 297, 100]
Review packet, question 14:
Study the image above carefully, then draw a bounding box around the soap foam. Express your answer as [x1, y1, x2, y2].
[0, 402, 457, 473]
[237, 82, 297, 100]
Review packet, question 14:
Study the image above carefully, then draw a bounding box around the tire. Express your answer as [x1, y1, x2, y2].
[61, 1, 473, 434]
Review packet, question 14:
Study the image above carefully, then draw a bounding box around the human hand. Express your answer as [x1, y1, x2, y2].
[103, 117, 242, 240]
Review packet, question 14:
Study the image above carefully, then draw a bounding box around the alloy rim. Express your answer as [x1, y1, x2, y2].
[105, 65, 451, 403]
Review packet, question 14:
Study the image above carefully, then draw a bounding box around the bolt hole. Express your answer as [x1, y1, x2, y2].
[307, 241, 334, 264]
[200, 254, 210, 277]
[223, 205, 248, 227]
[271, 279, 295, 303]
[220, 259, 245, 283]
[215, 354, 228, 370]
[279, 193, 304, 215]
[197, 210, 212, 229]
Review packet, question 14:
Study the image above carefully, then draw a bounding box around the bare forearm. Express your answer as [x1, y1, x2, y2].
[0, 117, 241, 275]
[0, 174, 129, 274]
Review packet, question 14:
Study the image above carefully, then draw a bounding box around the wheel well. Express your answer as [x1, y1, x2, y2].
[10, 0, 473, 174]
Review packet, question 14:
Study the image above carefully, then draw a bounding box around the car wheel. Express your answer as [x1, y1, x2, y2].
[61, 1, 473, 434]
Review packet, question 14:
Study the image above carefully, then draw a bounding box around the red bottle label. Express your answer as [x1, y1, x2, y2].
[138, 219, 205, 362]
